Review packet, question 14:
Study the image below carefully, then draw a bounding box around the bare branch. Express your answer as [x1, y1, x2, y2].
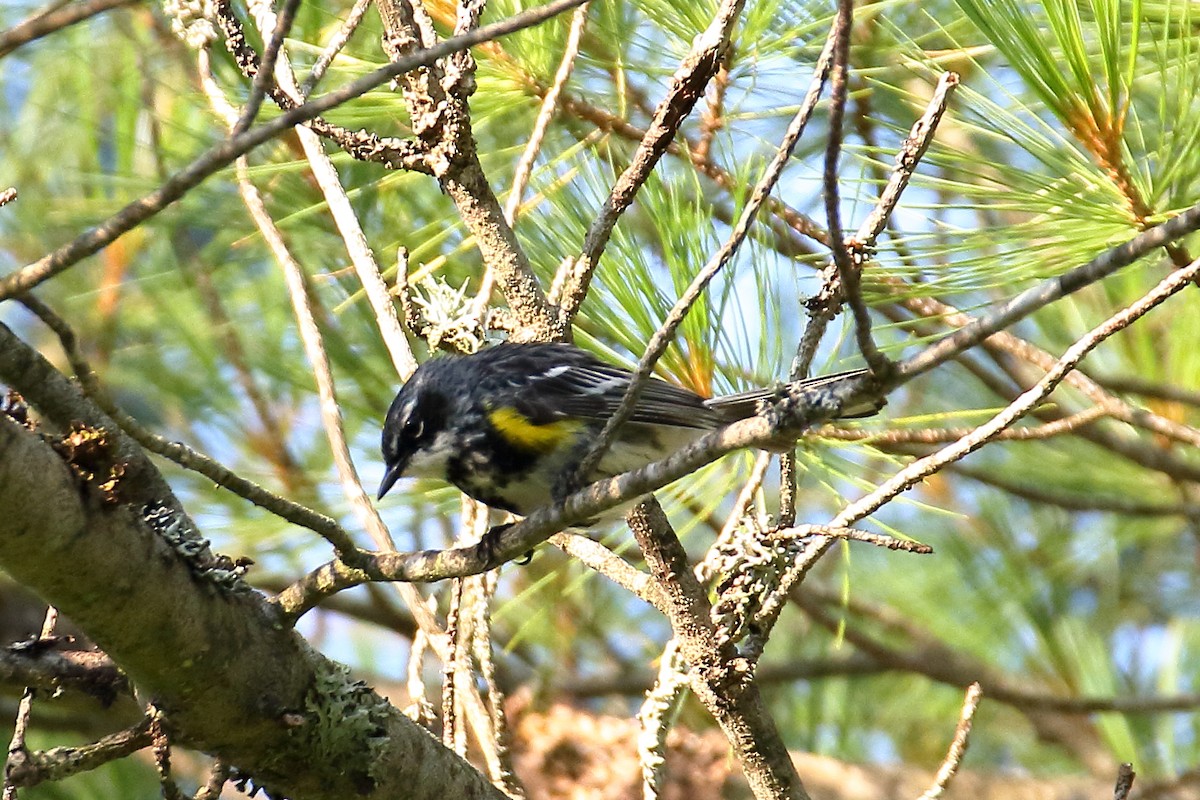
[375, 0, 561, 341]
[5, 718, 152, 789]
[3, 606, 57, 800]
[0, 0, 589, 301]
[470, 1, 590, 321]
[773, 524, 933, 555]
[626, 499, 811, 800]
[917, 683, 982, 800]
[555, 0, 748, 325]
[549, 532, 667, 612]
[823, 0, 889, 375]
[855, 72, 960, 243]
[571, 28, 838, 484]
[234, 0, 303, 132]
[18, 293, 365, 558]
[301, 0, 374, 93]
[0, 647, 127, 702]
[895, 200, 1200, 381]
[0, 0, 135, 58]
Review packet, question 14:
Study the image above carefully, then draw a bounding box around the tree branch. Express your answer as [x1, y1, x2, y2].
[0, 415, 507, 799]
[0, 0, 588, 301]
[0, 0, 136, 58]
[555, 0, 748, 326]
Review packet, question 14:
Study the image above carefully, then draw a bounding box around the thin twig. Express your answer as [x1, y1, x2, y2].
[917, 683, 982, 800]
[694, 56, 730, 162]
[558, 91, 828, 249]
[3, 606, 58, 800]
[555, 0, 747, 326]
[790, 76, 960, 382]
[773, 524, 933, 555]
[471, 570, 525, 798]
[816, 254, 1200, 572]
[549, 532, 667, 612]
[572, 28, 838, 484]
[823, 0, 889, 376]
[236, 5, 417, 379]
[184, 259, 308, 489]
[951, 462, 1200, 517]
[469, 1, 590, 323]
[1093, 374, 1200, 408]
[18, 291, 364, 558]
[234, 0, 303, 133]
[718, 451, 772, 544]
[894, 201, 1200, 381]
[3, 717, 153, 789]
[268, 370, 944, 591]
[1113, 763, 1137, 800]
[442, 577, 466, 753]
[506, 3, 590, 214]
[819, 405, 1109, 444]
[565, 651, 885, 697]
[0, 0, 135, 58]
[637, 638, 687, 800]
[0, 0, 589, 301]
[855, 72, 960, 243]
[301, 0, 374, 94]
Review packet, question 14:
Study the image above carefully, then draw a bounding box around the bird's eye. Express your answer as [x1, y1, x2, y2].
[404, 416, 424, 439]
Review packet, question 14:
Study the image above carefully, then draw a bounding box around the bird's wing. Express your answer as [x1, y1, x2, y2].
[497, 344, 722, 430]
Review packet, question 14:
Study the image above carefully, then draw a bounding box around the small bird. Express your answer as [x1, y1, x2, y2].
[378, 342, 880, 517]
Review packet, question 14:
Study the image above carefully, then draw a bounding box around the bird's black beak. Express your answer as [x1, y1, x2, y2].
[377, 461, 406, 500]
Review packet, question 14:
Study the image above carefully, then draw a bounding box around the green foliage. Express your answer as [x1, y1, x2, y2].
[2, 0, 1200, 791]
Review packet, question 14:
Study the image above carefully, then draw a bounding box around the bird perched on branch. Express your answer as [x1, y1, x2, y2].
[377, 342, 881, 517]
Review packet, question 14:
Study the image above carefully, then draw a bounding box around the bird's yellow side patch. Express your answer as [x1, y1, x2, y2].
[488, 407, 580, 452]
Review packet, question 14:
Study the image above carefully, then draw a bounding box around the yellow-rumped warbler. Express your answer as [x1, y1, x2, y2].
[377, 342, 881, 516]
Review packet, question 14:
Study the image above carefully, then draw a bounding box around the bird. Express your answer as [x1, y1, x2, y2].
[377, 342, 880, 518]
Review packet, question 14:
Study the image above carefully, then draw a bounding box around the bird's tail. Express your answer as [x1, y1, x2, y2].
[704, 368, 883, 422]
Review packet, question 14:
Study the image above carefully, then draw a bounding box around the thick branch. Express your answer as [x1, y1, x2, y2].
[0, 416, 505, 800]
